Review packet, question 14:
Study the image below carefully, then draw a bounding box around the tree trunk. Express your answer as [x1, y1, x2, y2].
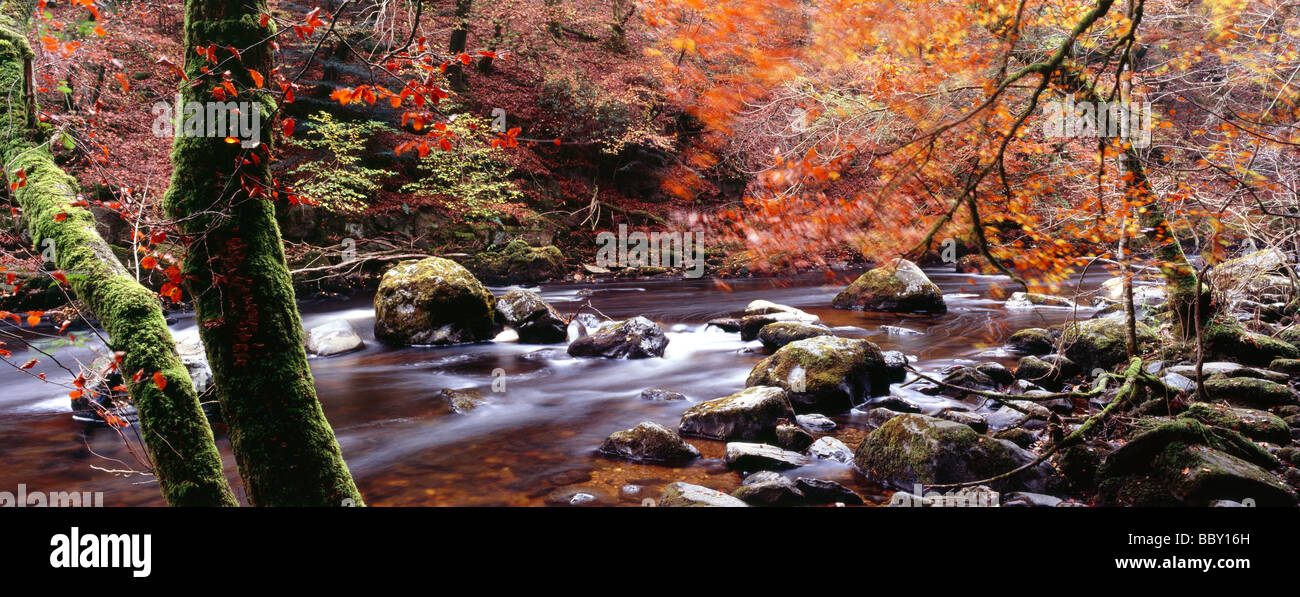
[447, 0, 472, 91]
[163, 0, 364, 506]
[0, 0, 236, 507]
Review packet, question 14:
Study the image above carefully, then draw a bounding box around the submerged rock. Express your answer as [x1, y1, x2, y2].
[495, 289, 568, 343]
[658, 482, 748, 507]
[678, 386, 796, 440]
[305, 319, 364, 356]
[598, 422, 700, 464]
[373, 257, 502, 346]
[853, 413, 1051, 492]
[757, 322, 833, 351]
[567, 316, 669, 358]
[640, 388, 687, 401]
[745, 336, 891, 412]
[832, 259, 947, 313]
[725, 442, 810, 470]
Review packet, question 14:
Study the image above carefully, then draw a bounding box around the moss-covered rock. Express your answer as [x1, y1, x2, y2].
[1058, 317, 1156, 372]
[468, 239, 566, 285]
[1269, 358, 1300, 375]
[1202, 376, 1300, 408]
[832, 258, 947, 313]
[1204, 316, 1299, 366]
[678, 386, 795, 440]
[598, 421, 700, 464]
[1178, 402, 1291, 444]
[731, 476, 804, 505]
[1007, 327, 1055, 355]
[438, 388, 487, 414]
[746, 336, 890, 412]
[1015, 355, 1080, 391]
[738, 310, 821, 341]
[567, 316, 668, 358]
[1208, 248, 1287, 290]
[373, 257, 502, 345]
[659, 482, 748, 507]
[852, 413, 1052, 492]
[495, 288, 567, 343]
[757, 321, 833, 351]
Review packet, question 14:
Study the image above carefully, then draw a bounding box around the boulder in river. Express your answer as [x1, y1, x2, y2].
[438, 388, 487, 414]
[745, 336, 891, 412]
[808, 436, 854, 464]
[679, 386, 796, 440]
[731, 475, 804, 505]
[775, 422, 815, 451]
[832, 259, 946, 313]
[757, 322, 833, 351]
[373, 257, 502, 346]
[853, 413, 1052, 492]
[1015, 354, 1079, 391]
[305, 319, 364, 356]
[725, 442, 810, 471]
[1058, 317, 1155, 372]
[73, 332, 217, 423]
[1007, 327, 1055, 355]
[495, 288, 568, 343]
[468, 239, 566, 285]
[1004, 291, 1074, 309]
[640, 388, 687, 401]
[598, 421, 700, 464]
[658, 482, 748, 507]
[567, 316, 669, 358]
[795, 478, 865, 505]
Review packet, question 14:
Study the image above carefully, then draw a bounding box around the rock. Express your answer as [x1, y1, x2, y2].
[1015, 355, 1079, 390]
[1204, 318, 1299, 366]
[808, 437, 854, 464]
[796, 413, 836, 431]
[775, 423, 815, 452]
[679, 386, 796, 440]
[1165, 362, 1243, 377]
[705, 317, 742, 332]
[795, 478, 864, 505]
[745, 300, 815, 318]
[731, 476, 804, 505]
[881, 351, 909, 383]
[1058, 318, 1156, 372]
[468, 239, 566, 285]
[739, 312, 820, 341]
[975, 362, 1015, 386]
[658, 482, 749, 507]
[1098, 276, 1166, 304]
[939, 367, 999, 397]
[373, 257, 502, 346]
[1161, 372, 1196, 393]
[1008, 328, 1055, 355]
[640, 388, 687, 401]
[880, 324, 923, 336]
[745, 336, 891, 412]
[1275, 447, 1300, 467]
[1178, 402, 1291, 444]
[1208, 248, 1287, 291]
[495, 289, 567, 343]
[567, 316, 669, 359]
[304, 319, 364, 356]
[832, 259, 947, 313]
[598, 422, 700, 464]
[725, 442, 810, 470]
[438, 388, 487, 414]
[1269, 358, 1300, 375]
[1001, 492, 1063, 507]
[742, 471, 785, 485]
[543, 487, 617, 507]
[757, 322, 833, 351]
[867, 396, 921, 413]
[993, 428, 1038, 450]
[1203, 377, 1300, 408]
[935, 409, 989, 433]
[852, 414, 1051, 492]
[174, 333, 214, 396]
[862, 407, 906, 429]
[1005, 291, 1074, 309]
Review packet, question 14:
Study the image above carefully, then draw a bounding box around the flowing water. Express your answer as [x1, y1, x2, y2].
[0, 268, 1111, 506]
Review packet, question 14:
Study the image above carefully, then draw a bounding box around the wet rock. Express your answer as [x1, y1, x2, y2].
[495, 289, 568, 343]
[808, 436, 854, 464]
[881, 351, 909, 383]
[640, 388, 687, 401]
[468, 239, 566, 285]
[993, 428, 1038, 450]
[853, 413, 1052, 492]
[544, 487, 617, 507]
[745, 336, 891, 412]
[305, 319, 364, 356]
[1165, 362, 1243, 377]
[796, 413, 836, 431]
[939, 367, 999, 396]
[658, 482, 748, 507]
[795, 478, 864, 505]
[1178, 402, 1291, 444]
[975, 362, 1015, 386]
[880, 325, 923, 336]
[1015, 355, 1079, 390]
[1058, 318, 1156, 372]
[567, 316, 669, 359]
[745, 300, 816, 318]
[1008, 328, 1054, 355]
[725, 442, 810, 470]
[775, 422, 815, 452]
[866, 397, 921, 413]
[1005, 292, 1074, 309]
[742, 471, 785, 485]
[598, 422, 700, 464]
[935, 409, 989, 433]
[832, 258, 947, 314]
[739, 312, 820, 341]
[1203, 376, 1300, 408]
[439, 388, 487, 414]
[373, 257, 502, 346]
[757, 322, 833, 351]
[679, 386, 796, 440]
[1275, 447, 1300, 467]
[705, 317, 742, 332]
[731, 475, 804, 505]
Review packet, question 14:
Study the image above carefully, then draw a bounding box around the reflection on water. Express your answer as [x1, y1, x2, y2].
[0, 268, 1108, 506]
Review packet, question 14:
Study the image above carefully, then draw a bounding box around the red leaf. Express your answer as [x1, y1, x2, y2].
[20, 359, 37, 369]
[282, 118, 295, 137]
[53, 212, 67, 222]
[152, 371, 167, 391]
[141, 255, 158, 270]
[51, 270, 68, 285]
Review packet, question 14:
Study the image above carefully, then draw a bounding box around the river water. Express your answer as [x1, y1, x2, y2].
[0, 268, 1109, 506]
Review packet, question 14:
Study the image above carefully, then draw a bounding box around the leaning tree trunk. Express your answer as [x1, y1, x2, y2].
[162, 0, 364, 506]
[0, 0, 235, 506]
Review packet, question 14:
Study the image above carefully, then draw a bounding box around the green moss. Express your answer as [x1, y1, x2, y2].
[1202, 376, 1300, 408]
[1058, 317, 1156, 372]
[1178, 402, 1291, 444]
[746, 336, 888, 412]
[1204, 315, 1299, 366]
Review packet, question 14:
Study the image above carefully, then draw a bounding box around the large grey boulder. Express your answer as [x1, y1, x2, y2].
[373, 257, 502, 346]
[832, 259, 946, 313]
[678, 386, 796, 441]
[567, 316, 669, 358]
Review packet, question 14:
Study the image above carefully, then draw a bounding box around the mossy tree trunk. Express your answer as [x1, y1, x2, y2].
[0, 0, 235, 506]
[162, 0, 364, 506]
